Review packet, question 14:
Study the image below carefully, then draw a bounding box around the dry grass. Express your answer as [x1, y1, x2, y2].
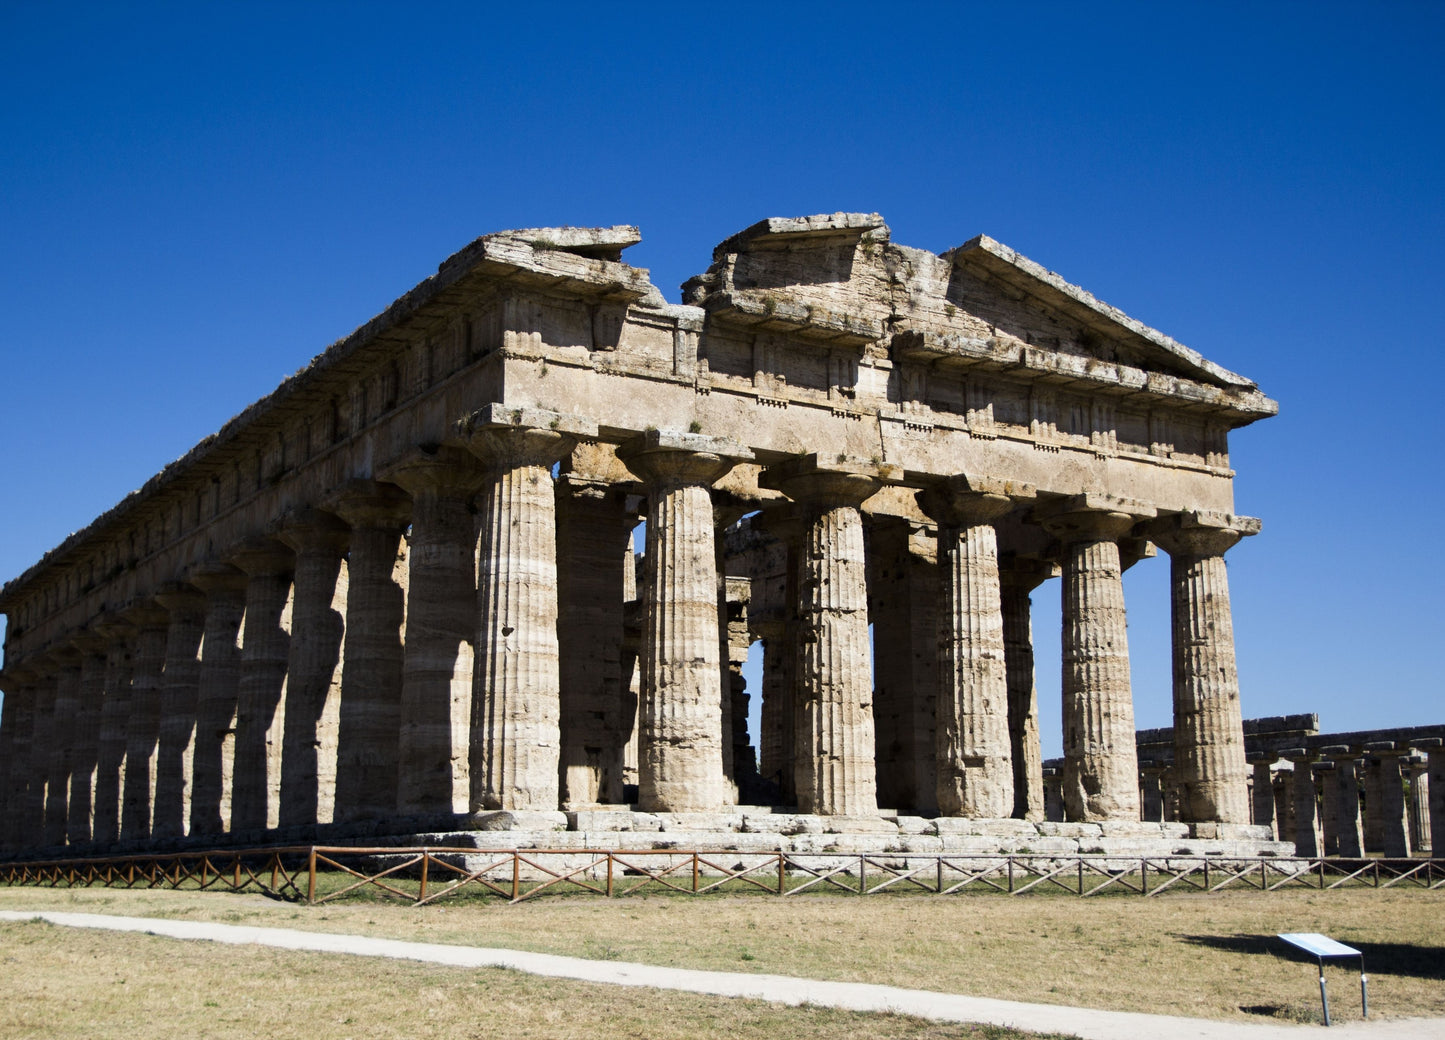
[0, 918, 1069, 1040]
[3, 882, 1443, 1027]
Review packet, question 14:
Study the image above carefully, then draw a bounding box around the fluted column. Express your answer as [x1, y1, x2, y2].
[0, 670, 26, 849]
[92, 616, 135, 844]
[383, 447, 481, 818]
[276, 510, 349, 829]
[1371, 745, 1412, 858]
[230, 540, 294, 833]
[999, 558, 1053, 822]
[755, 509, 804, 807]
[68, 635, 108, 845]
[620, 430, 751, 813]
[1325, 748, 1364, 857]
[1429, 743, 1445, 858]
[1284, 750, 1321, 857]
[150, 583, 206, 838]
[1150, 512, 1256, 825]
[555, 477, 634, 807]
[918, 476, 1030, 819]
[121, 603, 169, 840]
[1405, 754, 1430, 853]
[2, 667, 42, 849]
[25, 663, 59, 847]
[462, 407, 594, 812]
[1363, 756, 1385, 852]
[329, 481, 410, 823]
[45, 649, 82, 846]
[1039, 497, 1152, 822]
[1318, 761, 1340, 855]
[763, 454, 895, 817]
[188, 563, 248, 836]
[1251, 758, 1276, 837]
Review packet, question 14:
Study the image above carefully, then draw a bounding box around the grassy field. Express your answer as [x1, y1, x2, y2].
[2, 881, 1442, 1031]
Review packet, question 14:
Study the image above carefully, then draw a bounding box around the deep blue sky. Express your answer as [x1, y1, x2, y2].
[2, 3, 1440, 756]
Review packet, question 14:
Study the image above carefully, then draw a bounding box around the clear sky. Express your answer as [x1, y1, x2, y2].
[2, 3, 1441, 758]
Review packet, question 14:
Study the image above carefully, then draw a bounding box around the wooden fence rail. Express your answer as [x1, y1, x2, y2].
[3, 848, 1442, 904]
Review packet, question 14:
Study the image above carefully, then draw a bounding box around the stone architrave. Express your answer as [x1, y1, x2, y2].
[1039, 496, 1154, 822]
[187, 563, 248, 837]
[382, 447, 482, 819]
[461, 405, 595, 812]
[555, 476, 635, 807]
[230, 540, 295, 833]
[120, 603, 170, 840]
[276, 510, 350, 829]
[45, 648, 83, 846]
[619, 430, 752, 813]
[762, 454, 896, 817]
[1151, 512, 1256, 825]
[999, 557, 1053, 822]
[151, 583, 207, 838]
[91, 616, 135, 844]
[1283, 750, 1321, 858]
[67, 634, 109, 845]
[1324, 748, 1365, 857]
[918, 475, 1033, 819]
[328, 481, 410, 823]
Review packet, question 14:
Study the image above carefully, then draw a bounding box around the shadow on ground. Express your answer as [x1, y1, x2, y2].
[1177, 933, 1445, 981]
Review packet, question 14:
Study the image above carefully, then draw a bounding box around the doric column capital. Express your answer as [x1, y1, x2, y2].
[1281, 747, 1317, 765]
[999, 554, 1057, 593]
[760, 453, 899, 509]
[187, 561, 249, 596]
[1036, 494, 1155, 543]
[457, 404, 596, 471]
[153, 581, 207, 617]
[120, 601, 170, 634]
[918, 474, 1033, 528]
[326, 479, 411, 531]
[47, 644, 84, 670]
[619, 429, 753, 489]
[69, 631, 109, 655]
[228, 537, 295, 577]
[274, 507, 350, 555]
[93, 611, 137, 642]
[1150, 511, 1261, 558]
[1321, 743, 1360, 764]
[379, 445, 484, 496]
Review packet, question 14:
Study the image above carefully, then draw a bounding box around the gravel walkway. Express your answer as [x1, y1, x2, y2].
[2, 910, 1438, 1039]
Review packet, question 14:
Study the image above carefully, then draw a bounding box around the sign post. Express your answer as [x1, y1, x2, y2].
[1278, 933, 1367, 1026]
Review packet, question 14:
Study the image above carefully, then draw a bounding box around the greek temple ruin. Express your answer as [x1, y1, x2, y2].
[0, 211, 1360, 861]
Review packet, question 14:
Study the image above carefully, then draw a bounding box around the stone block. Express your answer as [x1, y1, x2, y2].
[567, 810, 659, 832]
[471, 810, 569, 832]
[934, 817, 1038, 837]
[1036, 822, 1103, 838]
[894, 815, 933, 835]
[1098, 820, 1169, 838]
[654, 812, 743, 832]
[821, 814, 899, 834]
[741, 813, 824, 835]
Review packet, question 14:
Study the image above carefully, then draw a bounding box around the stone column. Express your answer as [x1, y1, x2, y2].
[1038, 496, 1153, 822]
[188, 563, 248, 837]
[92, 616, 135, 844]
[754, 509, 804, 807]
[1405, 754, 1431, 853]
[3, 667, 43, 849]
[1363, 755, 1385, 853]
[462, 406, 595, 813]
[1284, 750, 1321, 857]
[1318, 761, 1339, 855]
[68, 635, 109, 846]
[276, 510, 349, 829]
[866, 516, 938, 816]
[230, 540, 294, 834]
[1324, 747, 1365, 857]
[383, 447, 481, 819]
[1000, 557, 1053, 822]
[620, 430, 751, 813]
[44, 649, 82, 846]
[329, 481, 410, 823]
[918, 476, 1031, 819]
[1428, 741, 1445, 858]
[151, 583, 207, 839]
[1042, 766, 1065, 822]
[121, 603, 170, 840]
[555, 476, 634, 807]
[1139, 763, 1166, 822]
[0, 670, 26, 849]
[762, 454, 896, 817]
[1151, 512, 1256, 825]
[1370, 744, 1411, 858]
[1250, 757, 1276, 837]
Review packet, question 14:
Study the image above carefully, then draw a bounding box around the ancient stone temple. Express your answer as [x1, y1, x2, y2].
[0, 213, 1284, 858]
